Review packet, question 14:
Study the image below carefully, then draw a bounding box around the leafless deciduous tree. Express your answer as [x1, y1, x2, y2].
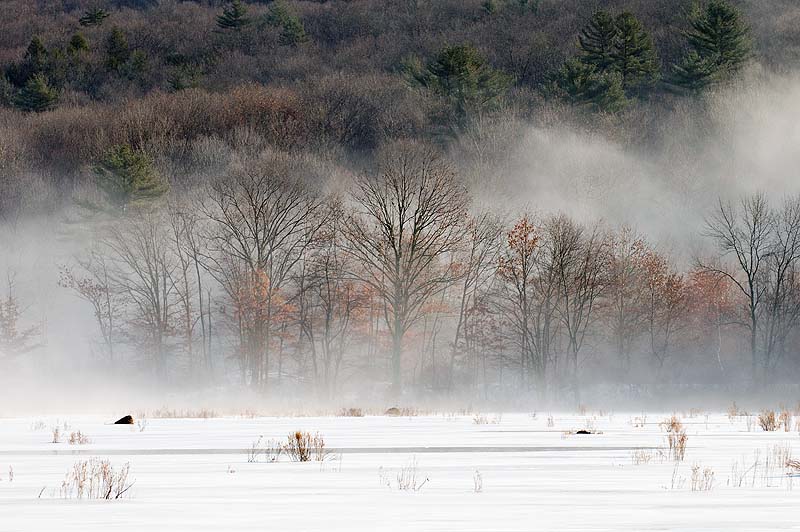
[298, 200, 370, 398]
[59, 247, 121, 363]
[447, 212, 503, 391]
[698, 194, 780, 385]
[550, 217, 608, 404]
[104, 211, 179, 378]
[343, 146, 468, 397]
[202, 156, 327, 388]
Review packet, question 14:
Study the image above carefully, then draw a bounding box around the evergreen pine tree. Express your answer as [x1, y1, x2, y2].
[578, 11, 618, 70]
[0, 76, 15, 107]
[105, 28, 130, 71]
[216, 0, 251, 31]
[24, 37, 49, 73]
[7, 37, 49, 86]
[612, 12, 660, 94]
[14, 74, 58, 112]
[406, 44, 513, 127]
[79, 8, 110, 27]
[267, 2, 308, 46]
[68, 33, 90, 54]
[279, 16, 308, 47]
[548, 58, 627, 113]
[92, 145, 168, 212]
[671, 0, 750, 90]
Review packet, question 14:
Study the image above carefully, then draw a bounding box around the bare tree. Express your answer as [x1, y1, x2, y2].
[447, 212, 503, 391]
[605, 227, 650, 374]
[0, 273, 41, 362]
[343, 147, 468, 397]
[641, 249, 688, 370]
[699, 194, 773, 384]
[167, 200, 213, 377]
[297, 200, 369, 399]
[760, 195, 800, 378]
[58, 247, 122, 363]
[550, 216, 607, 404]
[497, 214, 545, 394]
[103, 211, 179, 379]
[202, 156, 326, 388]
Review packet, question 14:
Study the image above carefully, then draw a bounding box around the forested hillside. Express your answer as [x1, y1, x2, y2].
[2, 1, 800, 405]
[0, 0, 793, 214]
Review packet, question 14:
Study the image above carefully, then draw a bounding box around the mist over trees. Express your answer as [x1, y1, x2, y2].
[1, 0, 800, 406]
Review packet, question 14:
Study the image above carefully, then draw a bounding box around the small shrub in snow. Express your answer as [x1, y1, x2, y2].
[59, 459, 133, 500]
[51, 427, 61, 444]
[661, 416, 687, 461]
[338, 408, 364, 417]
[631, 449, 654, 465]
[473, 470, 483, 493]
[758, 410, 778, 432]
[690, 464, 714, 491]
[778, 409, 792, 432]
[727, 401, 743, 420]
[146, 407, 218, 419]
[247, 436, 283, 463]
[68, 431, 91, 445]
[472, 414, 501, 425]
[284, 431, 327, 462]
[396, 457, 428, 491]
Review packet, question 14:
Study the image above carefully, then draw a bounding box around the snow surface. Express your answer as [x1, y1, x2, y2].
[1, 412, 799, 531]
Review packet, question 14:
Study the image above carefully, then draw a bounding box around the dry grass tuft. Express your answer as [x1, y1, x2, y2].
[247, 436, 283, 463]
[144, 408, 218, 419]
[59, 459, 133, 500]
[396, 457, 428, 491]
[691, 464, 714, 491]
[338, 408, 364, 417]
[68, 431, 91, 445]
[472, 414, 502, 425]
[778, 409, 793, 432]
[284, 431, 328, 462]
[631, 449, 653, 465]
[661, 416, 688, 461]
[758, 410, 778, 432]
[473, 469, 483, 493]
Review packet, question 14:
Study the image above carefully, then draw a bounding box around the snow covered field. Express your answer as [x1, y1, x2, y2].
[1, 412, 799, 531]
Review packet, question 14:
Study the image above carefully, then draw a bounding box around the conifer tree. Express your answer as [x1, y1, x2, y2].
[548, 58, 627, 113]
[79, 8, 110, 27]
[216, 0, 251, 31]
[672, 0, 750, 90]
[406, 44, 512, 126]
[105, 28, 130, 72]
[92, 145, 168, 212]
[612, 12, 660, 94]
[14, 73, 58, 112]
[7, 37, 49, 86]
[578, 11, 618, 70]
[68, 33, 90, 54]
[0, 76, 13, 107]
[267, 2, 308, 46]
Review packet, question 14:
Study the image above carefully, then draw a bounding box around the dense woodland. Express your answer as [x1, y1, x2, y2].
[1, 0, 800, 405]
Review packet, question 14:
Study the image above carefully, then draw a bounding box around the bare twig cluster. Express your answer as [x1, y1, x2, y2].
[59, 459, 133, 500]
[661, 416, 688, 461]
